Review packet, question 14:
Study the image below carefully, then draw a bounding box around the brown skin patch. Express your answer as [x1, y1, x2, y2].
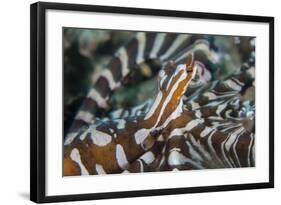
[63, 148, 81, 176]
[128, 160, 142, 173]
[88, 143, 120, 173]
[117, 131, 145, 163]
[161, 110, 194, 139]
[64, 158, 81, 176]
[199, 107, 217, 119]
[166, 135, 185, 152]
[236, 132, 252, 167]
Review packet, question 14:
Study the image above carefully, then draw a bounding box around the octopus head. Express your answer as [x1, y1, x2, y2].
[142, 54, 197, 133]
[158, 53, 196, 98]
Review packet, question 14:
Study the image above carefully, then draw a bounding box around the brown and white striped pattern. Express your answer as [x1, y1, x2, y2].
[64, 32, 255, 176]
[64, 53, 199, 175]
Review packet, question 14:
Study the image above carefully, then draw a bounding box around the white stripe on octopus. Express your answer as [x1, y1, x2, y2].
[140, 151, 155, 164]
[115, 47, 129, 77]
[95, 164, 106, 174]
[136, 32, 146, 64]
[116, 144, 129, 169]
[88, 88, 109, 109]
[116, 119, 126, 129]
[168, 150, 204, 169]
[160, 35, 190, 61]
[82, 126, 112, 146]
[75, 110, 94, 123]
[144, 92, 163, 120]
[149, 33, 166, 58]
[70, 148, 89, 175]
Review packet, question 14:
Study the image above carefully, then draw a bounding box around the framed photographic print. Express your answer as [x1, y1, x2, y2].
[30, 1, 274, 203]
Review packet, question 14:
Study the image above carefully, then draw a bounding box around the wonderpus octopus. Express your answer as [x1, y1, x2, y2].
[63, 32, 255, 176]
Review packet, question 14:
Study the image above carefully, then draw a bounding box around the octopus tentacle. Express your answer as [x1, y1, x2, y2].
[184, 57, 255, 111]
[152, 110, 254, 171]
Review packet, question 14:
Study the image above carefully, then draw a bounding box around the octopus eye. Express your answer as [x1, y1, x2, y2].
[141, 135, 155, 151]
[141, 142, 147, 150]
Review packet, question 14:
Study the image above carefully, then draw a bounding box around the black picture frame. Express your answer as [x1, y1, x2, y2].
[30, 2, 274, 203]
